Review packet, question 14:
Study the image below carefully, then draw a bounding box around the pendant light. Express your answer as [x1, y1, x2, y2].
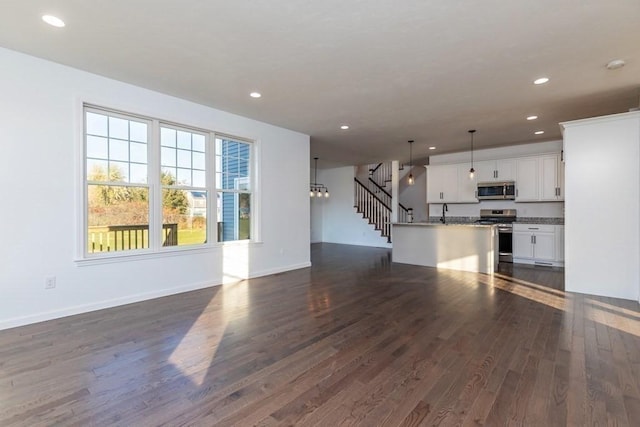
[310, 157, 330, 198]
[407, 140, 415, 185]
[468, 130, 476, 180]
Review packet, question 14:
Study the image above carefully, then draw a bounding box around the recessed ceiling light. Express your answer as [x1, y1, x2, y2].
[606, 59, 626, 70]
[340, 125, 349, 130]
[42, 15, 65, 27]
[526, 115, 538, 121]
[428, 146, 436, 150]
[534, 130, 545, 135]
[249, 92, 261, 98]
[533, 77, 549, 85]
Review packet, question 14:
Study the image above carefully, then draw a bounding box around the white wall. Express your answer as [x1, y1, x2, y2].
[562, 112, 640, 301]
[311, 167, 391, 248]
[399, 166, 428, 222]
[0, 47, 310, 330]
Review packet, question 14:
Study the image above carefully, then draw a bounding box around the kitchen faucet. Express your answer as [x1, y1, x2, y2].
[440, 203, 448, 224]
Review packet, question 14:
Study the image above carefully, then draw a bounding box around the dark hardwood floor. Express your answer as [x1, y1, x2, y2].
[2, 243, 640, 426]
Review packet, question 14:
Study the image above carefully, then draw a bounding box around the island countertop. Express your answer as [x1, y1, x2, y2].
[393, 222, 494, 228]
[392, 222, 498, 274]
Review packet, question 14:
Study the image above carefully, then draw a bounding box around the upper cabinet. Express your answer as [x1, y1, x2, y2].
[427, 151, 563, 204]
[475, 159, 516, 183]
[426, 164, 478, 203]
[515, 153, 563, 202]
[426, 164, 458, 203]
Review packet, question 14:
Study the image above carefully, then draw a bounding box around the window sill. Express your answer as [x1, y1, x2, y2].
[75, 240, 263, 266]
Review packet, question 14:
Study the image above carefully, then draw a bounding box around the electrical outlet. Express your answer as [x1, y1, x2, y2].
[45, 276, 56, 289]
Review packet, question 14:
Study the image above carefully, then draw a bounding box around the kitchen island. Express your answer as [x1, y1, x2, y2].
[392, 223, 498, 274]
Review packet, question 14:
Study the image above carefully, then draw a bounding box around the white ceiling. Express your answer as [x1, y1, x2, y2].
[1, 1, 639, 166]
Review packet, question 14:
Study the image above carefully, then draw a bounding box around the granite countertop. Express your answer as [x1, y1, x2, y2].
[423, 216, 565, 225]
[514, 217, 564, 225]
[394, 222, 494, 228]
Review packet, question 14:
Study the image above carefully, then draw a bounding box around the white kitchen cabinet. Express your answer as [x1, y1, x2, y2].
[426, 164, 458, 203]
[426, 164, 478, 203]
[474, 160, 497, 183]
[513, 224, 560, 266]
[475, 159, 516, 183]
[515, 157, 539, 201]
[540, 153, 564, 201]
[515, 153, 564, 202]
[555, 225, 564, 262]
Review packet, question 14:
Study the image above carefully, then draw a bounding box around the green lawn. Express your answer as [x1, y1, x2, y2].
[177, 228, 207, 245]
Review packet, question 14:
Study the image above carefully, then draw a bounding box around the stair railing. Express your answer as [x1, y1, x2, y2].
[367, 178, 412, 223]
[354, 177, 392, 242]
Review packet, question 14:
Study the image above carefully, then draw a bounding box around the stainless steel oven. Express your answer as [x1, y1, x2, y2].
[477, 209, 517, 263]
[497, 224, 513, 263]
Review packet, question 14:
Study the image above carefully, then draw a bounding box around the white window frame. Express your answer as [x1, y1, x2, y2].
[77, 104, 259, 264]
[214, 135, 255, 243]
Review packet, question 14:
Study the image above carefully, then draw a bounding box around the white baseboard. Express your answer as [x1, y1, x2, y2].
[249, 262, 311, 278]
[0, 262, 312, 331]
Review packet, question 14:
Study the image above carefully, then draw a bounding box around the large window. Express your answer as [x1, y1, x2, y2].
[82, 106, 254, 257]
[85, 109, 151, 253]
[160, 126, 208, 247]
[216, 137, 252, 242]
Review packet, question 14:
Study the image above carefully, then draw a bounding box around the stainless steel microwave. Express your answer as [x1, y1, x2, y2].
[477, 181, 516, 200]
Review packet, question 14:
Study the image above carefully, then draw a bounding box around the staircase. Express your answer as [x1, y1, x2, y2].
[354, 162, 411, 243]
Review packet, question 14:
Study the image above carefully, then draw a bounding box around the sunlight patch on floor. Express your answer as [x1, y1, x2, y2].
[167, 292, 227, 386]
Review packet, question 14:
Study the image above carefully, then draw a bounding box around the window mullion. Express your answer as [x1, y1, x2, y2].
[149, 119, 162, 250]
[208, 132, 216, 244]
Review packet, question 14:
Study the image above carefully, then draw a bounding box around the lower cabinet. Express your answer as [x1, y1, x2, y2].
[513, 224, 564, 266]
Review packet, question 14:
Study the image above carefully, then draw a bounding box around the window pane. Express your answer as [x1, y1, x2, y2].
[86, 112, 108, 137]
[193, 134, 205, 152]
[87, 159, 109, 181]
[217, 191, 250, 242]
[177, 168, 192, 186]
[129, 121, 147, 143]
[109, 117, 129, 140]
[177, 149, 191, 168]
[192, 170, 206, 187]
[162, 189, 207, 247]
[238, 157, 250, 181]
[238, 143, 250, 160]
[177, 131, 191, 150]
[87, 135, 108, 159]
[216, 138, 250, 191]
[162, 168, 177, 184]
[109, 138, 129, 161]
[161, 127, 176, 147]
[130, 142, 147, 163]
[109, 161, 129, 182]
[161, 147, 176, 167]
[130, 163, 147, 184]
[87, 184, 149, 253]
[192, 152, 205, 170]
